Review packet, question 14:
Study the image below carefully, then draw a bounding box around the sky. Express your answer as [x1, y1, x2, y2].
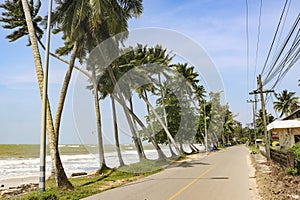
[0, 0, 299, 144]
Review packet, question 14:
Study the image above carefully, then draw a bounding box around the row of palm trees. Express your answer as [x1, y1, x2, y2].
[0, 0, 240, 190]
[1, 0, 143, 190]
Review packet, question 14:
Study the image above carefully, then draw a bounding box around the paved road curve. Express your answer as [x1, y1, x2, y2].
[83, 145, 253, 200]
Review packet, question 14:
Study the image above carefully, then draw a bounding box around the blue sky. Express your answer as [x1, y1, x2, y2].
[0, 0, 299, 144]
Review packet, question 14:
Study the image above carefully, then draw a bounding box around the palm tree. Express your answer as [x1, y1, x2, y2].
[223, 105, 236, 143]
[0, 0, 74, 189]
[0, 0, 43, 44]
[52, 0, 143, 171]
[21, 0, 75, 189]
[99, 45, 170, 159]
[273, 90, 299, 117]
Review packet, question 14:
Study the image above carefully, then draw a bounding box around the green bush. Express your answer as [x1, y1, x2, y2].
[288, 142, 300, 160]
[286, 167, 298, 176]
[240, 137, 248, 144]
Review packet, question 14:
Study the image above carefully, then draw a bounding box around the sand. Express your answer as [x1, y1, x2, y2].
[0, 176, 38, 189]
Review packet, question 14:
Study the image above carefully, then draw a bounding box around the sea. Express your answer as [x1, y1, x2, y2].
[0, 144, 205, 181]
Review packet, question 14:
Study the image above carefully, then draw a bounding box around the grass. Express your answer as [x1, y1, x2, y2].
[13, 159, 166, 200]
[248, 145, 260, 154]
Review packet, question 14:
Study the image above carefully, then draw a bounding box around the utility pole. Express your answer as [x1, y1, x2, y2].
[247, 98, 258, 147]
[39, 0, 53, 193]
[249, 74, 274, 161]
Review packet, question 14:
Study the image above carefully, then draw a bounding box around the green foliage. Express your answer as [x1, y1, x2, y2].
[248, 145, 259, 154]
[288, 142, 300, 160]
[241, 137, 249, 144]
[255, 109, 275, 139]
[0, 0, 43, 45]
[119, 159, 164, 174]
[18, 162, 159, 200]
[273, 90, 299, 117]
[286, 167, 298, 176]
[26, 192, 58, 200]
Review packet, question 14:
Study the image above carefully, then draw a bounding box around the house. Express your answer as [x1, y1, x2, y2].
[267, 108, 300, 149]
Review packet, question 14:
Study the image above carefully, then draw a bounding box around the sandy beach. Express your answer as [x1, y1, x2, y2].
[0, 176, 38, 189]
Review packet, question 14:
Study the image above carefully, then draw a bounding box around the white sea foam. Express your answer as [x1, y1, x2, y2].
[0, 144, 205, 181]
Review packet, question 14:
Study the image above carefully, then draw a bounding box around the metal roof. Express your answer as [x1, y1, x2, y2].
[283, 108, 300, 120]
[267, 120, 300, 131]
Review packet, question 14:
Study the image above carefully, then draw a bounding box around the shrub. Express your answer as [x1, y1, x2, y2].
[286, 167, 298, 176]
[240, 137, 248, 144]
[288, 142, 300, 160]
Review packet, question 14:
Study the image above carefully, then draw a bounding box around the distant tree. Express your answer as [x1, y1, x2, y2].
[223, 105, 237, 143]
[273, 90, 299, 117]
[256, 109, 275, 138]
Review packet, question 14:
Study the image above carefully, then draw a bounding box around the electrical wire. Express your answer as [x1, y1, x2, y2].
[269, 30, 300, 85]
[253, 0, 263, 88]
[246, 0, 250, 94]
[272, 0, 291, 59]
[263, 14, 300, 87]
[261, 0, 290, 75]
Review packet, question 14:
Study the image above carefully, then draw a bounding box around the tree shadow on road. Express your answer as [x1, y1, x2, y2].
[168, 161, 211, 168]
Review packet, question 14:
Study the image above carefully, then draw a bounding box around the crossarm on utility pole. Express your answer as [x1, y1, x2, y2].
[249, 74, 274, 161]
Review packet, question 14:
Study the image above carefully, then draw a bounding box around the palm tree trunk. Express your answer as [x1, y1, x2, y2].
[129, 97, 146, 159]
[158, 75, 176, 157]
[168, 138, 177, 157]
[21, 0, 73, 190]
[91, 64, 108, 172]
[139, 93, 181, 155]
[143, 91, 166, 159]
[179, 142, 187, 154]
[107, 67, 145, 160]
[110, 95, 125, 167]
[112, 94, 166, 159]
[189, 143, 199, 153]
[36, 37, 91, 79]
[54, 41, 78, 140]
[52, 42, 78, 189]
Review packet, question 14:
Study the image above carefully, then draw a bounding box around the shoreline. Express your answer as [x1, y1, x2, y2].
[0, 170, 99, 190]
[0, 176, 38, 189]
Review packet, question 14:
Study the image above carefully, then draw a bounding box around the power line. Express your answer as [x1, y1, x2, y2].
[269, 32, 299, 85]
[272, 0, 291, 58]
[245, 0, 250, 93]
[253, 0, 263, 88]
[263, 14, 300, 87]
[261, 0, 290, 75]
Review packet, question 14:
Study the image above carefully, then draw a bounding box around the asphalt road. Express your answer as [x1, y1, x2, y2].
[83, 145, 253, 200]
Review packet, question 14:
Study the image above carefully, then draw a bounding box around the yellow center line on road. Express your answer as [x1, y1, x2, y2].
[167, 155, 226, 200]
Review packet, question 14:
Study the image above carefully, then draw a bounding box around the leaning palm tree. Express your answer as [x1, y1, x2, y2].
[111, 45, 182, 155]
[52, 0, 143, 171]
[110, 95, 125, 166]
[0, 0, 73, 189]
[273, 90, 299, 117]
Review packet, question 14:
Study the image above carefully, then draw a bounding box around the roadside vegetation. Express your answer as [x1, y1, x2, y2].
[288, 142, 300, 160]
[0, 0, 245, 194]
[0, 0, 299, 199]
[14, 160, 163, 200]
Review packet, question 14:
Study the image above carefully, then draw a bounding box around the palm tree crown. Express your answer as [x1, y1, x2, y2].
[273, 90, 299, 117]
